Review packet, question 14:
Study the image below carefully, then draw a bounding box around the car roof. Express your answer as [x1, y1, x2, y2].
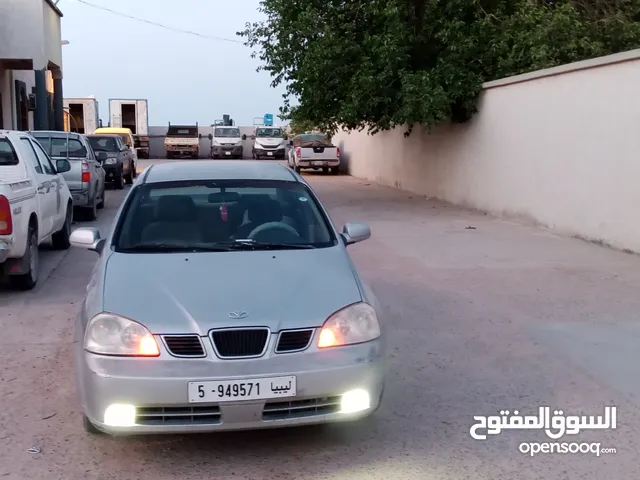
[29, 130, 80, 137]
[93, 128, 132, 134]
[143, 160, 299, 184]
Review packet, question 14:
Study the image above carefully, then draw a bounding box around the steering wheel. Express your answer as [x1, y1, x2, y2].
[248, 222, 301, 242]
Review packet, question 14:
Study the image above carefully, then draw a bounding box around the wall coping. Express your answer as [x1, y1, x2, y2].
[483, 48, 640, 90]
[44, 0, 63, 17]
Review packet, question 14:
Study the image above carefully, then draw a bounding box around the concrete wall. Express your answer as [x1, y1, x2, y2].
[0, 0, 61, 70]
[334, 49, 640, 253]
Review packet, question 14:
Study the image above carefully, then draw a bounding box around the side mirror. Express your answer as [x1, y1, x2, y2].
[241, 134, 247, 140]
[70, 227, 105, 253]
[56, 159, 71, 173]
[96, 152, 108, 162]
[250, 135, 256, 140]
[341, 222, 371, 245]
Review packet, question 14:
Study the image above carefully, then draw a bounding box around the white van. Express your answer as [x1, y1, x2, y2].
[251, 126, 287, 159]
[212, 126, 246, 159]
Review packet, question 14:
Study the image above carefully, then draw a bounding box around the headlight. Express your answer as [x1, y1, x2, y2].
[105, 158, 117, 165]
[212, 140, 220, 146]
[84, 313, 160, 356]
[318, 302, 380, 348]
[236, 141, 242, 146]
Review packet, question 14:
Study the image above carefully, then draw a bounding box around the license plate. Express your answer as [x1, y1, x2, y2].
[225, 151, 231, 155]
[267, 152, 273, 156]
[188, 376, 296, 403]
[313, 161, 327, 166]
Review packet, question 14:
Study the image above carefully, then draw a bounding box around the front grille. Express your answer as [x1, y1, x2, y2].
[210, 328, 269, 358]
[136, 405, 221, 426]
[163, 335, 205, 357]
[263, 397, 341, 420]
[276, 329, 314, 353]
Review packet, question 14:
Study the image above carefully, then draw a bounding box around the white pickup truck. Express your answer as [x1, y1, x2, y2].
[0, 130, 74, 290]
[287, 133, 340, 174]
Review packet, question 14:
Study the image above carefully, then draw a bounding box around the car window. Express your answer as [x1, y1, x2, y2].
[119, 134, 132, 147]
[0, 138, 19, 166]
[31, 140, 57, 175]
[49, 137, 87, 157]
[19, 139, 43, 174]
[88, 136, 119, 152]
[113, 180, 337, 251]
[214, 128, 241, 137]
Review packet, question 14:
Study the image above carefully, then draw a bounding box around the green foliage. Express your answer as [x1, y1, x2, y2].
[239, 0, 640, 136]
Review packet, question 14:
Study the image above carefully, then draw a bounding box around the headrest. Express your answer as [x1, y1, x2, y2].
[248, 198, 282, 223]
[155, 195, 197, 222]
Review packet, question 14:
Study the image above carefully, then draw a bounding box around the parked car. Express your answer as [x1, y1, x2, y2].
[30, 131, 106, 220]
[93, 127, 138, 163]
[287, 133, 340, 174]
[69, 160, 385, 435]
[86, 134, 136, 189]
[0, 130, 73, 290]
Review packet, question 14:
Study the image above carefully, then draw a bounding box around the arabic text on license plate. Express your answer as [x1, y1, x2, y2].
[188, 376, 296, 403]
[267, 152, 273, 156]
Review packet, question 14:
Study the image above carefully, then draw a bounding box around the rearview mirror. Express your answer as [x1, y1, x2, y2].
[56, 159, 71, 173]
[241, 134, 247, 140]
[96, 152, 108, 162]
[70, 227, 105, 253]
[341, 222, 371, 245]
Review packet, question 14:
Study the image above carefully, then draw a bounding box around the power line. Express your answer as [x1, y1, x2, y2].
[72, 0, 244, 44]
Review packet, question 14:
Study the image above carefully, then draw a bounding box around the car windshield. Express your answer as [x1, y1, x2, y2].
[88, 136, 119, 152]
[256, 128, 283, 138]
[214, 128, 241, 138]
[113, 180, 337, 252]
[293, 134, 333, 147]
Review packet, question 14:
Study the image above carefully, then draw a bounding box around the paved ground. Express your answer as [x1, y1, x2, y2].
[1, 159, 639, 479]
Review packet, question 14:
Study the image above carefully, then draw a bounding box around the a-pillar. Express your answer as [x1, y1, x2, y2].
[52, 68, 64, 131]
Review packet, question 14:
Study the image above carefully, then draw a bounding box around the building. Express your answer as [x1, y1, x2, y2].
[0, 0, 65, 131]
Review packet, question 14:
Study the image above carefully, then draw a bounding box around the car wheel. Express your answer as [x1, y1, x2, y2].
[9, 225, 38, 291]
[331, 167, 339, 175]
[51, 204, 72, 250]
[96, 185, 105, 209]
[83, 415, 102, 435]
[84, 196, 98, 221]
[124, 163, 134, 184]
[322, 167, 329, 174]
[132, 163, 137, 178]
[115, 169, 125, 190]
[294, 164, 301, 174]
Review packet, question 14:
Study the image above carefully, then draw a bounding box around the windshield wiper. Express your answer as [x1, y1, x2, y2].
[119, 243, 233, 253]
[218, 240, 316, 250]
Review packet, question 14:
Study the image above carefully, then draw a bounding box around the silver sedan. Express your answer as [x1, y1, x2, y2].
[70, 160, 386, 435]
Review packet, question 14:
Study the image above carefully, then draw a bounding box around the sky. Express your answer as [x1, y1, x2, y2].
[58, 0, 287, 127]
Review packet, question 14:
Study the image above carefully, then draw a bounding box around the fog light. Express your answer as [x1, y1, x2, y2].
[340, 389, 370, 413]
[104, 404, 136, 427]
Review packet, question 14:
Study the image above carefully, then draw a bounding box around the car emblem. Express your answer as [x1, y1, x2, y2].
[228, 311, 248, 319]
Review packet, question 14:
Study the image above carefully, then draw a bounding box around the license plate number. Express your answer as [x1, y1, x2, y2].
[188, 375, 296, 403]
[313, 161, 327, 166]
[267, 152, 273, 156]
[225, 151, 231, 155]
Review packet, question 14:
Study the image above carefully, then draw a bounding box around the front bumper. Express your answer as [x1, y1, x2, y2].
[70, 189, 90, 207]
[255, 147, 286, 158]
[166, 145, 199, 155]
[76, 338, 385, 435]
[102, 164, 121, 182]
[212, 145, 243, 157]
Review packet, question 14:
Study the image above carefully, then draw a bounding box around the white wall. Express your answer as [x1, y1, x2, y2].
[334, 49, 640, 253]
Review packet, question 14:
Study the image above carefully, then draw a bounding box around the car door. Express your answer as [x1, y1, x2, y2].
[30, 138, 66, 232]
[82, 136, 104, 195]
[17, 137, 57, 237]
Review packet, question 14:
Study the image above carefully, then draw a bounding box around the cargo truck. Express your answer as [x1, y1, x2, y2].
[164, 123, 200, 159]
[63, 98, 99, 134]
[108, 99, 150, 159]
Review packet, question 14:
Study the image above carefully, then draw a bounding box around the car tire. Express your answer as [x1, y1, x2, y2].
[331, 167, 339, 175]
[8, 225, 38, 291]
[83, 415, 102, 435]
[114, 168, 125, 190]
[51, 204, 72, 250]
[96, 187, 105, 209]
[124, 162, 134, 185]
[84, 196, 98, 221]
[294, 164, 301, 174]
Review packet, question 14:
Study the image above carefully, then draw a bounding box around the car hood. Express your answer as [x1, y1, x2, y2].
[102, 247, 362, 334]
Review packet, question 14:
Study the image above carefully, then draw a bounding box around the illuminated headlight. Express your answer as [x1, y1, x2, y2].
[317, 302, 380, 348]
[104, 158, 117, 165]
[341, 389, 371, 413]
[104, 404, 136, 427]
[84, 312, 160, 356]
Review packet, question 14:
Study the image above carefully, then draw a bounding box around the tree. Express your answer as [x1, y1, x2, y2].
[239, 0, 640, 136]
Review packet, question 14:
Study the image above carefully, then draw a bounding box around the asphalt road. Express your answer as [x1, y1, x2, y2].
[1, 159, 640, 479]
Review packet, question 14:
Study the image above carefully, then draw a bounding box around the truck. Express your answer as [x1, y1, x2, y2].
[164, 123, 199, 159]
[63, 98, 99, 135]
[108, 99, 150, 159]
[251, 125, 287, 159]
[287, 133, 340, 174]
